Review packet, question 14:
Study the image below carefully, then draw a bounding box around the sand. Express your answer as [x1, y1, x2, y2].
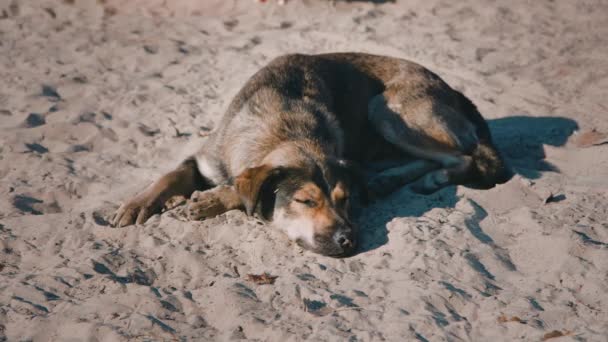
[1, 0, 607, 340]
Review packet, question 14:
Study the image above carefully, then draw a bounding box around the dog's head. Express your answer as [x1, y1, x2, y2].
[235, 160, 367, 257]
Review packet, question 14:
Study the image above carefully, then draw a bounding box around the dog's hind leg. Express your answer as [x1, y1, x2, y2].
[367, 87, 510, 195]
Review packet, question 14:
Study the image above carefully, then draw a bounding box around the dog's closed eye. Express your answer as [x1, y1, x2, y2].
[294, 198, 317, 208]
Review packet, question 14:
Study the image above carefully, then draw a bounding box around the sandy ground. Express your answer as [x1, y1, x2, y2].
[1, 0, 608, 340]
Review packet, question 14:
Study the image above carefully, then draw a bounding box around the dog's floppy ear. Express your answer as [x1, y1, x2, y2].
[336, 159, 369, 206]
[234, 164, 285, 218]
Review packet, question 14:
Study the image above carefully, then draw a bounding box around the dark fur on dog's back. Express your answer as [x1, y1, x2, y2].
[207, 53, 508, 179]
[209, 53, 388, 172]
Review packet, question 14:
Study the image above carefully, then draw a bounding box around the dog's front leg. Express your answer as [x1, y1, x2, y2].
[186, 185, 244, 221]
[112, 158, 205, 227]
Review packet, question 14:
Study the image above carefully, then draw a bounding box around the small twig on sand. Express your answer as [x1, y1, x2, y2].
[333, 307, 382, 314]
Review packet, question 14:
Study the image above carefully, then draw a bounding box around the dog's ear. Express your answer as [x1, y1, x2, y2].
[234, 164, 285, 218]
[336, 159, 369, 206]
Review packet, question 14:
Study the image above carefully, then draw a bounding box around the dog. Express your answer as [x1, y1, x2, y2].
[112, 53, 511, 257]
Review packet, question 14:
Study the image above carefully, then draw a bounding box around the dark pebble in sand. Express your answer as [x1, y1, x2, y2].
[41, 85, 61, 101]
[12, 195, 43, 215]
[25, 143, 48, 154]
[25, 113, 46, 127]
[143, 45, 158, 54]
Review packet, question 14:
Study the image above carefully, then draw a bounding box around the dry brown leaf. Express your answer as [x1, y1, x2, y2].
[574, 129, 608, 148]
[497, 315, 526, 324]
[246, 273, 278, 285]
[542, 330, 572, 341]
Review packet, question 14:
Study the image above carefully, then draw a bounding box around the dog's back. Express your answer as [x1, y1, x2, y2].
[209, 53, 510, 189]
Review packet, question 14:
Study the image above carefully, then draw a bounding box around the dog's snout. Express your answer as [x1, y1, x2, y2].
[334, 230, 355, 251]
[336, 234, 352, 248]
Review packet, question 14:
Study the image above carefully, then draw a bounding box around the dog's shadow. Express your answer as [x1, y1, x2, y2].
[355, 115, 579, 254]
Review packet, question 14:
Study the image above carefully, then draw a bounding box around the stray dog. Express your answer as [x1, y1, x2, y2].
[112, 53, 510, 257]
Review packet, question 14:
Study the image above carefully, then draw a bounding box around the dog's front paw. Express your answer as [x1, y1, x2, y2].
[112, 195, 160, 227]
[187, 190, 229, 221]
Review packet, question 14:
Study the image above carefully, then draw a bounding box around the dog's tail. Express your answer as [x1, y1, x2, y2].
[469, 141, 512, 189]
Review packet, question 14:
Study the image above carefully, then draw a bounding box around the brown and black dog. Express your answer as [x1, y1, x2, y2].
[112, 53, 510, 257]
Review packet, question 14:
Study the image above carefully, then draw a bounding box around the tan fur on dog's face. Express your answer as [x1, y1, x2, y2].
[235, 163, 360, 257]
[272, 179, 356, 257]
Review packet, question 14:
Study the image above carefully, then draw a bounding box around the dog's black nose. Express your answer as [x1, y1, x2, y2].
[334, 231, 355, 250]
